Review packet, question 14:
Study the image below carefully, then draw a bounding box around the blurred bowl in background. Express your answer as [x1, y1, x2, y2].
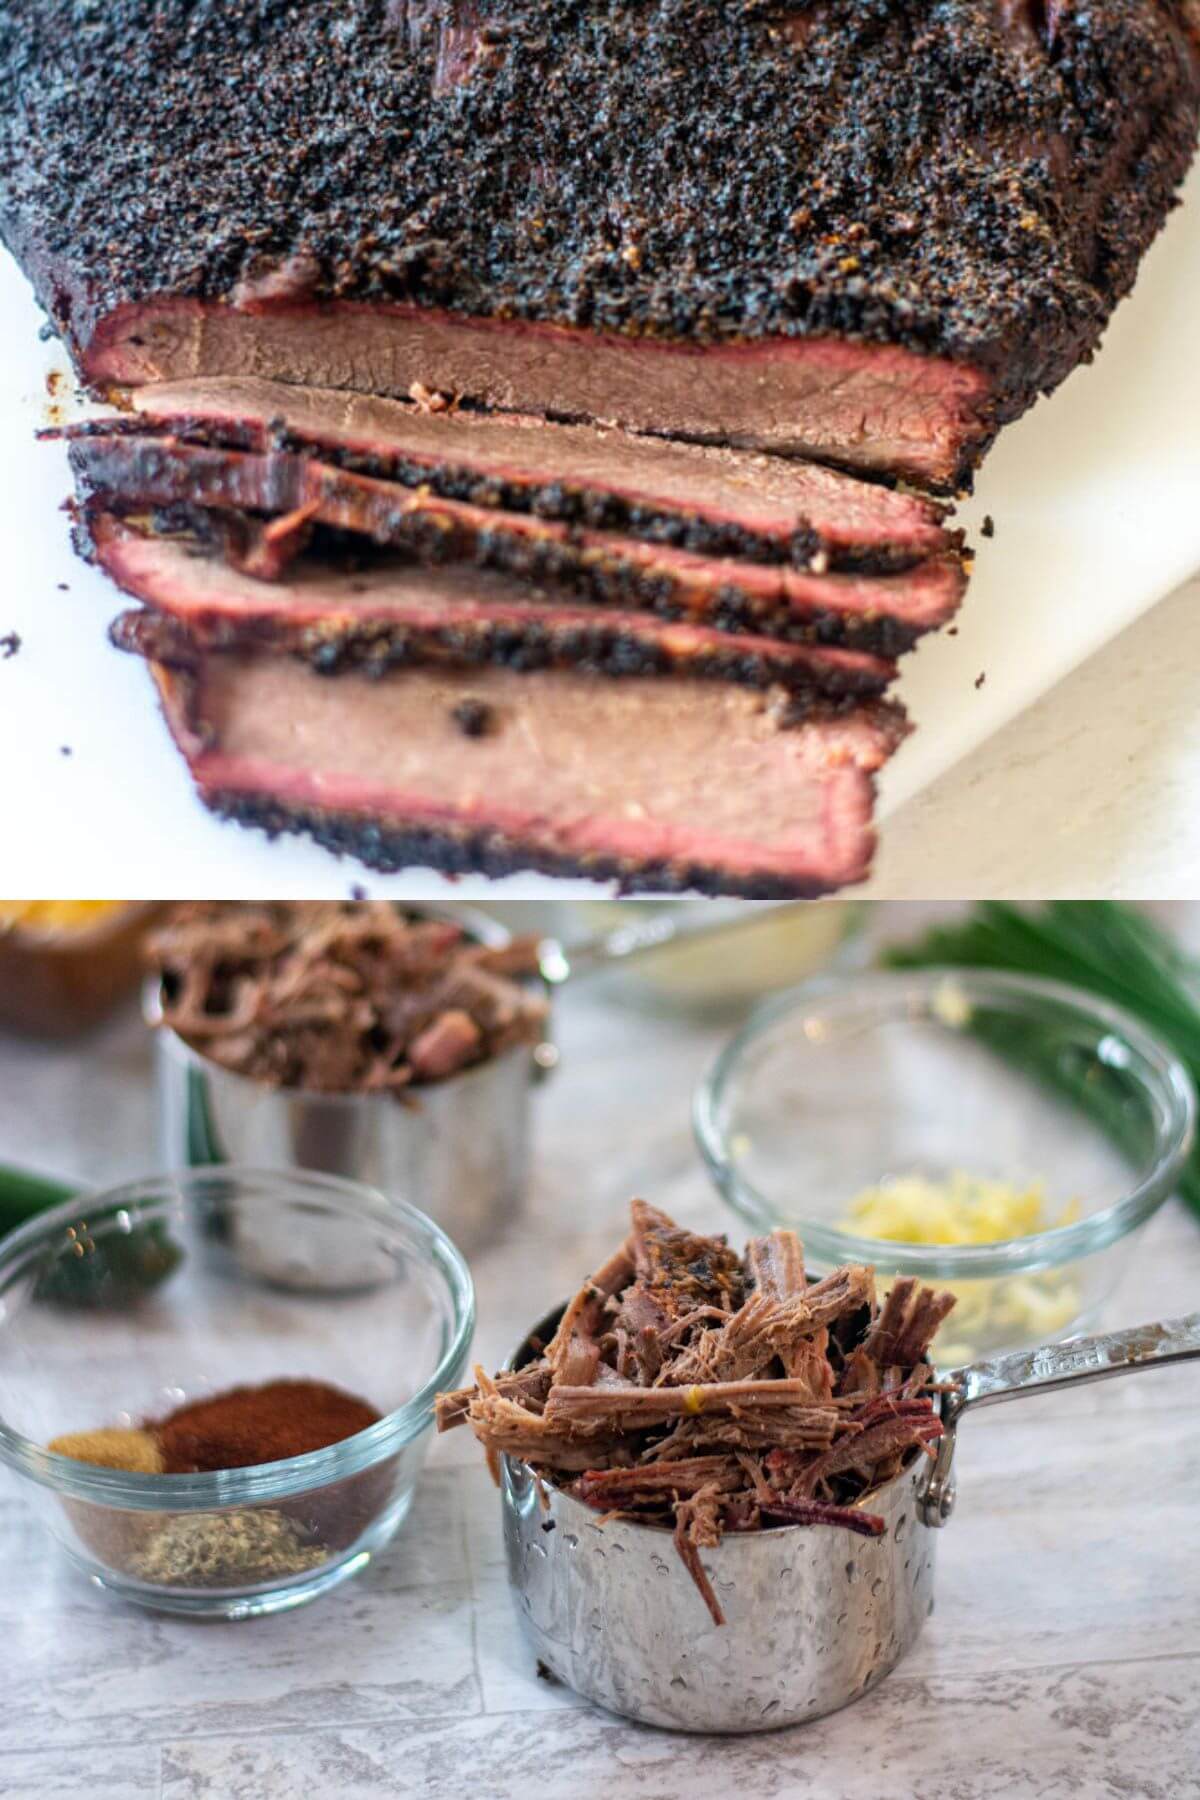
[147, 903, 554, 1258]
[152, 1008, 545, 1262]
[0, 1167, 474, 1617]
[0, 902, 158, 1038]
[694, 969, 1195, 1363]
[558, 901, 864, 1016]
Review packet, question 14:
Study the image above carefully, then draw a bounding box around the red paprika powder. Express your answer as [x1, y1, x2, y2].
[153, 1379, 381, 1473]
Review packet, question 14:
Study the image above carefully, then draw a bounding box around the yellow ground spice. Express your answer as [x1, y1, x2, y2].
[48, 1428, 164, 1475]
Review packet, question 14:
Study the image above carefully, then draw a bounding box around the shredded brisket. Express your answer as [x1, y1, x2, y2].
[439, 1202, 954, 1623]
[147, 899, 546, 1091]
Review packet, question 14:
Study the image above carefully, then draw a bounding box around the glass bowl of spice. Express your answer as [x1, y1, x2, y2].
[0, 1166, 474, 1616]
[693, 969, 1195, 1365]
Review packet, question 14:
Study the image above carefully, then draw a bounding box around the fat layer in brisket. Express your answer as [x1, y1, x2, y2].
[438, 1203, 954, 1625]
[112, 612, 909, 898]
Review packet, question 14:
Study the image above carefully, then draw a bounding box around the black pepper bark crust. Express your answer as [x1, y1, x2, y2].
[139, 605, 889, 699]
[2, 1, 1197, 433]
[201, 791, 876, 901]
[68, 429, 963, 654]
[58, 412, 920, 575]
[106, 584, 890, 697]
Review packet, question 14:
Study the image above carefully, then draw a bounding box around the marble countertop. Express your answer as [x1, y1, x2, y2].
[0, 915, 1197, 1799]
[866, 570, 1200, 898]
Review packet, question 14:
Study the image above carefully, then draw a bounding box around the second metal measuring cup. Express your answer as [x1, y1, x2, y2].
[150, 904, 824, 1254]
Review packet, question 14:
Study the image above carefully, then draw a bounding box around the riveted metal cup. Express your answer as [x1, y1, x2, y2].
[504, 1447, 933, 1734]
[501, 1304, 933, 1734]
[153, 1024, 540, 1260]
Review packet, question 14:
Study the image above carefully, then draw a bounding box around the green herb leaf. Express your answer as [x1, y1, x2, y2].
[883, 903, 1200, 1221]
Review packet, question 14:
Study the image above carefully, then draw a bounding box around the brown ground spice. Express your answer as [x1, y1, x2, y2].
[152, 1379, 382, 1472]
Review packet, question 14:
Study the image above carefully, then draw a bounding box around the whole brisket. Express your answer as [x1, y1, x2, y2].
[6, 0, 1198, 895]
[4, 2, 1198, 487]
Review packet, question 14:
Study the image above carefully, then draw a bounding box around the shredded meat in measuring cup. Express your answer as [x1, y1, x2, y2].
[147, 900, 547, 1091]
[438, 1200, 954, 1624]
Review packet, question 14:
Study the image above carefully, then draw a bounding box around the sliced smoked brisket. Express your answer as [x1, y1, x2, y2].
[112, 608, 909, 898]
[7, 0, 1198, 894]
[104, 378, 961, 572]
[4, 2, 1198, 487]
[69, 435, 965, 653]
[87, 517, 899, 698]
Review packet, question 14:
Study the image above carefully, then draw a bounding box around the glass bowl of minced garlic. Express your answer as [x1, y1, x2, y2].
[695, 968, 1195, 1363]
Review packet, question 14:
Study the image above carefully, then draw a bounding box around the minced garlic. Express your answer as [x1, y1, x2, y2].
[839, 1170, 1082, 1362]
[841, 1169, 1079, 1249]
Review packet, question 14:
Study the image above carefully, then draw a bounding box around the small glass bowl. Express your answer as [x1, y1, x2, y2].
[694, 969, 1195, 1364]
[0, 1168, 474, 1617]
[556, 901, 866, 1016]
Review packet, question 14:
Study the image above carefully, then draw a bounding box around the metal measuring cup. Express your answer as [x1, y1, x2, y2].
[503, 1307, 1200, 1733]
[149, 904, 820, 1255]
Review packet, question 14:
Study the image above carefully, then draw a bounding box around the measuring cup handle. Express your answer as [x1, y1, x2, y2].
[920, 1314, 1200, 1527]
[947, 1312, 1200, 1427]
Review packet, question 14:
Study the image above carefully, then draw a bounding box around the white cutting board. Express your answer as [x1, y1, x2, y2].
[0, 163, 1197, 899]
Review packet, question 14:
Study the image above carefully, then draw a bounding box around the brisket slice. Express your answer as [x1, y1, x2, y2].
[78, 306, 993, 490]
[102, 377, 960, 573]
[88, 517, 896, 699]
[5, 4, 1197, 490]
[111, 610, 908, 898]
[69, 437, 963, 654]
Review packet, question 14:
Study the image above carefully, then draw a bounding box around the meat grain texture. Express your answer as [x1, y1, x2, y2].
[148, 899, 548, 1089]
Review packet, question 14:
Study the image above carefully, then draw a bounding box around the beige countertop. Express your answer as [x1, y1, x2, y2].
[868, 572, 1200, 898]
[0, 909, 1197, 1798]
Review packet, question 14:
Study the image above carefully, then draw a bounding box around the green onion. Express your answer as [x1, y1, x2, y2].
[883, 902, 1200, 1222]
[0, 1162, 74, 1237]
